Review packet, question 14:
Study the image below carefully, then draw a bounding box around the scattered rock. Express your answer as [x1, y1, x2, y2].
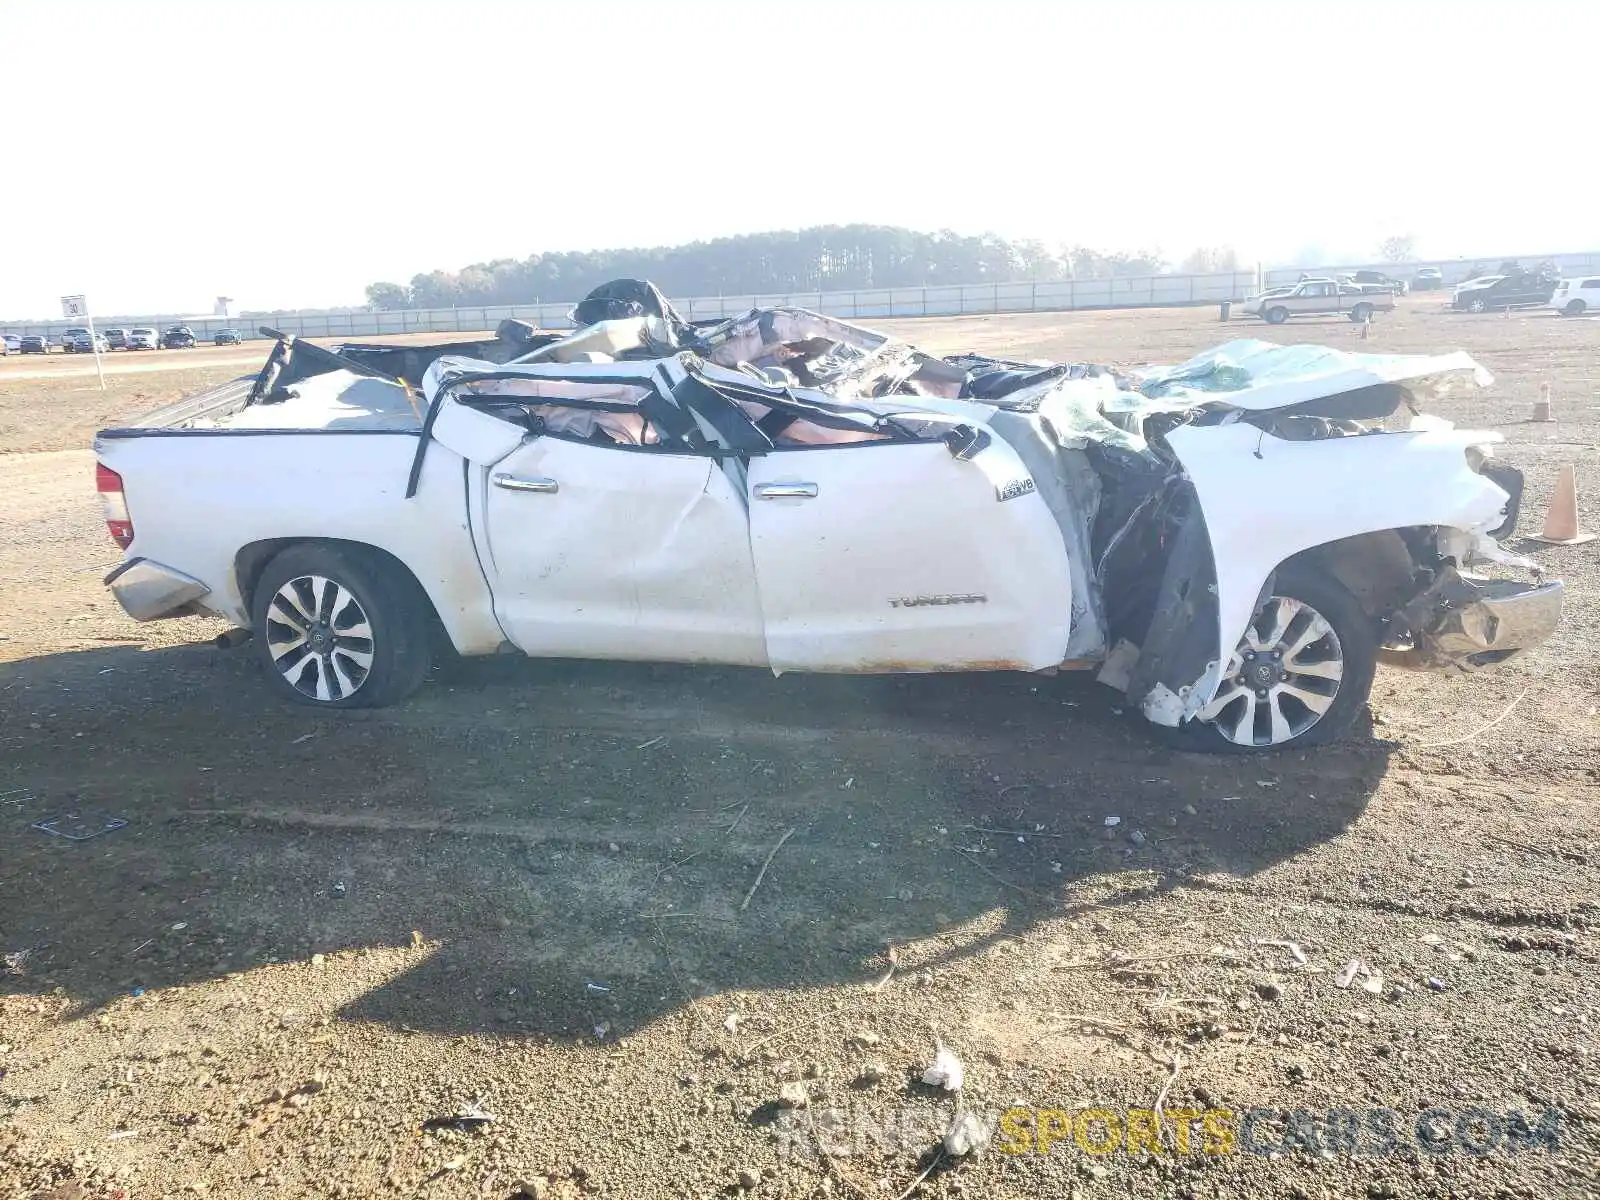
[855, 1061, 887, 1087]
[310, 954, 325, 968]
[1533, 965, 1551, 976]
[1256, 982, 1283, 1001]
[1128, 830, 1147, 847]
[922, 1043, 965, 1091]
[1183, 804, 1197, 816]
[1426, 977, 1448, 992]
[513, 1179, 549, 1200]
[944, 1110, 991, 1156]
[737, 1167, 761, 1190]
[777, 1081, 810, 1109]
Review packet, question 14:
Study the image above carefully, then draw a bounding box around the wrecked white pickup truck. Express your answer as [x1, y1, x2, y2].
[94, 280, 1562, 751]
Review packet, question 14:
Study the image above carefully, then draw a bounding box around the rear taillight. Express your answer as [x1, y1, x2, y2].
[96, 462, 134, 548]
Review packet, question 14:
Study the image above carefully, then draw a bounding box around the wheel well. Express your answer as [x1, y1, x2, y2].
[234, 538, 447, 639]
[1276, 529, 1426, 621]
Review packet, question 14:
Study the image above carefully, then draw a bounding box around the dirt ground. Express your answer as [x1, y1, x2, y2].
[2, 299, 1598, 1200]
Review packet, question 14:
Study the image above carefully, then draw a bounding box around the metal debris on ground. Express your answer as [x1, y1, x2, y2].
[1334, 959, 1384, 993]
[32, 813, 128, 841]
[585, 981, 611, 994]
[1251, 938, 1308, 966]
[1103, 815, 1122, 827]
[634, 736, 667, 751]
[922, 1042, 965, 1092]
[3, 948, 34, 975]
[1128, 830, 1147, 846]
[423, 1100, 496, 1132]
[1, 787, 36, 808]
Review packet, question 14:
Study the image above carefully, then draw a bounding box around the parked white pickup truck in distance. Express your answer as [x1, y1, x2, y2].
[93, 289, 1561, 752]
[1241, 279, 1396, 325]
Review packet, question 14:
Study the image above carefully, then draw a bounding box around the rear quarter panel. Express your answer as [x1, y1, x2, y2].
[94, 431, 506, 654]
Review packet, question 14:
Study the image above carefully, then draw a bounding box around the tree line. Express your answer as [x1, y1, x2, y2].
[364, 225, 1241, 311]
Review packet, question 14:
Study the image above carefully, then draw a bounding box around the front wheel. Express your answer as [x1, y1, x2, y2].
[1468, 297, 1488, 313]
[1264, 306, 1289, 325]
[1175, 567, 1377, 753]
[1565, 300, 1586, 317]
[250, 543, 433, 709]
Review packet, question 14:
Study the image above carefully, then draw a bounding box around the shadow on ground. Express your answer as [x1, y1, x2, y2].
[0, 641, 1391, 1040]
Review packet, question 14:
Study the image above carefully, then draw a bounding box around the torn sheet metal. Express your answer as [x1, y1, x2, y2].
[1129, 339, 1494, 412]
[695, 307, 967, 400]
[1383, 569, 1564, 671]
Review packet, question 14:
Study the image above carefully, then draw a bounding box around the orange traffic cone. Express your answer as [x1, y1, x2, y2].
[1531, 464, 1596, 545]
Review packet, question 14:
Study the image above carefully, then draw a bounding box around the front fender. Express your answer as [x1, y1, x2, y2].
[1163, 422, 1510, 715]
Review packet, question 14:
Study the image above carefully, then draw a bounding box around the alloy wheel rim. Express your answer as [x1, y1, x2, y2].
[1200, 595, 1344, 747]
[265, 574, 375, 702]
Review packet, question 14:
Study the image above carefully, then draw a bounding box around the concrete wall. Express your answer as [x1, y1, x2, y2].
[2, 272, 1258, 342]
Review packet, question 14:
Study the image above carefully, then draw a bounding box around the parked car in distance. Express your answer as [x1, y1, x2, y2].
[103, 327, 129, 349]
[1550, 277, 1600, 317]
[61, 327, 90, 352]
[161, 325, 197, 349]
[1, 334, 19, 355]
[69, 331, 111, 354]
[1351, 270, 1408, 296]
[19, 335, 50, 354]
[1452, 272, 1560, 312]
[1412, 267, 1445, 291]
[127, 328, 160, 350]
[1241, 278, 1395, 324]
[214, 328, 243, 346]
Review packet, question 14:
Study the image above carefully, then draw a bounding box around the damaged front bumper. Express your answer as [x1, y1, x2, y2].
[104, 558, 211, 622]
[1382, 568, 1564, 671]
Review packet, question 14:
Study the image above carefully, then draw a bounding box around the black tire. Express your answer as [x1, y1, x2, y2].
[1565, 300, 1586, 317]
[249, 543, 432, 709]
[1158, 566, 1378, 754]
[1467, 297, 1488, 313]
[1350, 302, 1373, 323]
[1265, 306, 1289, 325]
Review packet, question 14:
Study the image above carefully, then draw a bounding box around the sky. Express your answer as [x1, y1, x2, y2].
[1, 0, 1595, 319]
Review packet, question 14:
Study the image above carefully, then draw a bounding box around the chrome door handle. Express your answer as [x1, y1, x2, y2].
[492, 473, 559, 494]
[754, 482, 819, 500]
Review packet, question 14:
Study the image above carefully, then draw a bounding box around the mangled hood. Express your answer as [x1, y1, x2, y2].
[1126, 339, 1493, 414]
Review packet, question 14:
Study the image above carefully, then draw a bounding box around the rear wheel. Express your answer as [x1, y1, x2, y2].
[1565, 300, 1586, 317]
[1468, 297, 1489, 313]
[1265, 306, 1289, 325]
[250, 544, 432, 709]
[1173, 567, 1377, 753]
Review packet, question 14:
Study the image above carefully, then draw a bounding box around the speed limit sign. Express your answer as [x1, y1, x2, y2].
[60, 294, 88, 318]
